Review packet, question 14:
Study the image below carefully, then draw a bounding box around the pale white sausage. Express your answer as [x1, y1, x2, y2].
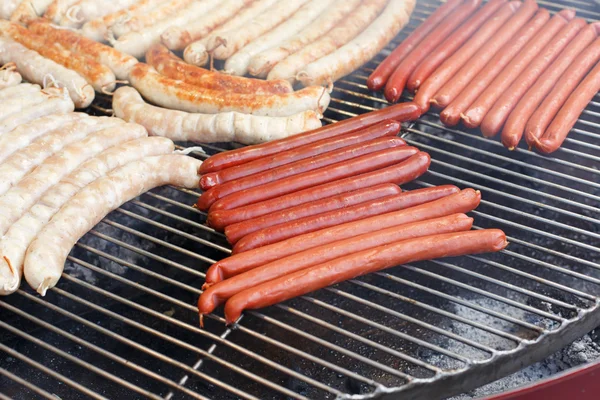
[0, 68, 22, 89]
[0, 88, 57, 121]
[0, 0, 20, 19]
[110, 0, 193, 38]
[0, 83, 40, 102]
[10, 0, 54, 24]
[59, 0, 139, 28]
[24, 154, 201, 295]
[43, 0, 80, 23]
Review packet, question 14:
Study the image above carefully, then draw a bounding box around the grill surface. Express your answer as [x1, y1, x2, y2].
[1, 1, 600, 399]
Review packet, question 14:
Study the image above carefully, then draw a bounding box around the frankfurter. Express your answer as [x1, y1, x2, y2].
[232, 185, 462, 252]
[199, 119, 401, 190]
[206, 152, 432, 230]
[205, 188, 481, 285]
[199, 214, 473, 316]
[223, 183, 403, 245]
[198, 102, 421, 174]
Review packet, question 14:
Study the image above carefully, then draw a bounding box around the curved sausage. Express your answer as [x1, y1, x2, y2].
[198, 102, 421, 174]
[432, 0, 540, 109]
[199, 119, 401, 190]
[206, 152, 432, 230]
[501, 22, 600, 150]
[205, 188, 481, 285]
[412, 1, 521, 112]
[383, 0, 483, 102]
[460, 10, 575, 129]
[367, 0, 464, 92]
[232, 185, 462, 252]
[199, 214, 473, 316]
[480, 18, 587, 138]
[223, 183, 403, 245]
[525, 38, 600, 148]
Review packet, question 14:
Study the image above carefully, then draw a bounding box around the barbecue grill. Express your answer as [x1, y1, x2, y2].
[1, 0, 599, 398]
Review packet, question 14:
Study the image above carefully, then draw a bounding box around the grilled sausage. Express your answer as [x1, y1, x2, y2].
[205, 188, 481, 285]
[199, 119, 401, 190]
[224, 229, 507, 324]
[501, 22, 600, 150]
[0, 82, 40, 99]
[198, 102, 421, 174]
[0, 67, 21, 89]
[0, 88, 63, 120]
[232, 185, 462, 252]
[460, 10, 575, 129]
[480, 18, 587, 138]
[199, 214, 473, 316]
[44, 0, 79, 23]
[10, 0, 54, 24]
[412, 1, 521, 112]
[367, 0, 463, 92]
[0, 0, 20, 19]
[206, 152, 432, 230]
[58, 0, 139, 29]
[110, 0, 193, 38]
[382, 0, 483, 102]
[224, 183, 403, 245]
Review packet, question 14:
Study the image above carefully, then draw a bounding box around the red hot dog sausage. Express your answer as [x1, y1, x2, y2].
[223, 229, 508, 324]
[199, 213, 473, 316]
[501, 22, 600, 150]
[366, 0, 463, 91]
[206, 152, 431, 230]
[232, 185, 461, 252]
[199, 119, 401, 190]
[198, 102, 421, 174]
[204, 188, 480, 285]
[223, 183, 403, 245]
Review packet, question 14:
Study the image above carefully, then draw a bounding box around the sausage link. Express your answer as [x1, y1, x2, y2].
[200, 120, 401, 190]
[367, 0, 464, 92]
[501, 22, 600, 150]
[232, 185, 461, 252]
[206, 152, 432, 230]
[525, 38, 600, 148]
[198, 102, 421, 174]
[224, 183, 403, 245]
[440, 8, 551, 127]
[199, 213, 473, 316]
[205, 188, 481, 285]
[383, 0, 483, 102]
[198, 136, 406, 211]
[207, 146, 420, 214]
[460, 10, 575, 129]
[412, 1, 521, 112]
[432, 0, 540, 109]
[480, 18, 587, 137]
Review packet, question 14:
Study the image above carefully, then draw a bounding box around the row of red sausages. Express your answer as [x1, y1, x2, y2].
[195, 108, 507, 325]
[368, 0, 600, 153]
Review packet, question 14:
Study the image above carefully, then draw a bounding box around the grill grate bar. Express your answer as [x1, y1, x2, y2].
[0, 368, 56, 400]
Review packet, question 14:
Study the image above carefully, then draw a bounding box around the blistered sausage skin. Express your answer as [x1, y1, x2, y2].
[205, 188, 481, 286]
[232, 185, 462, 253]
[206, 152, 432, 230]
[199, 214, 473, 317]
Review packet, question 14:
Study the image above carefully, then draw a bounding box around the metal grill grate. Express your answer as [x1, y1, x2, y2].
[1, 1, 599, 399]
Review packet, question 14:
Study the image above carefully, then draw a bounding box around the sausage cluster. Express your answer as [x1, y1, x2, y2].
[195, 111, 507, 326]
[368, 0, 600, 153]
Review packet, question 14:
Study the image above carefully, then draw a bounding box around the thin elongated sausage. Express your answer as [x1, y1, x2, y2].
[206, 189, 481, 284]
[59, 0, 139, 29]
[198, 102, 421, 174]
[0, 88, 62, 120]
[525, 38, 600, 148]
[113, 86, 322, 144]
[198, 137, 406, 211]
[0, 84, 44, 119]
[1, 0, 20, 19]
[383, 0, 483, 102]
[480, 18, 587, 137]
[413, 1, 521, 112]
[110, 0, 193, 38]
[232, 185, 462, 252]
[0, 82, 40, 100]
[10, 0, 54, 24]
[129, 63, 330, 117]
[460, 10, 575, 129]
[440, 8, 555, 127]
[367, 0, 464, 92]
[432, 0, 540, 109]
[200, 214, 473, 316]
[24, 154, 201, 295]
[199, 119, 401, 190]
[224, 183, 403, 245]
[207, 147, 421, 214]
[44, 0, 79, 23]
[0, 137, 174, 295]
[206, 152, 432, 230]
[224, 229, 507, 324]
[145, 44, 292, 95]
[501, 23, 600, 149]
